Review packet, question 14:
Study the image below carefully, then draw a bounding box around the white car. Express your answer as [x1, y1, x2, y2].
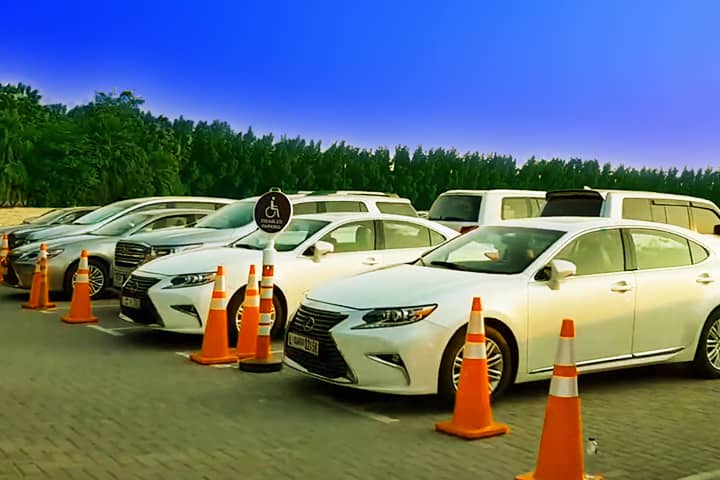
[284, 217, 720, 401]
[118, 212, 459, 344]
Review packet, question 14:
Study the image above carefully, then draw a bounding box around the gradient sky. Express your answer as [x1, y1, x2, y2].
[2, 0, 719, 170]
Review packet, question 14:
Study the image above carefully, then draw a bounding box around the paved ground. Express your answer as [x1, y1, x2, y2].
[1, 285, 719, 480]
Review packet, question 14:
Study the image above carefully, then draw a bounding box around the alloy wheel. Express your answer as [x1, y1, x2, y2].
[72, 264, 105, 297]
[452, 338, 504, 393]
[706, 318, 720, 370]
[235, 303, 276, 331]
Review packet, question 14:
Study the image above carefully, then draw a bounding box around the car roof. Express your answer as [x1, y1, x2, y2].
[438, 189, 546, 197]
[547, 188, 717, 205]
[234, 193, 412, 204]
[113, 196, 237, 204]
[284, 211, 453, 227]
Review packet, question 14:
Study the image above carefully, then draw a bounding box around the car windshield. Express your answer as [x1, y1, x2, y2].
[25, 209, 66, 224]
[195, 201, 255, 229]
[89, 212, 154, 236]
[428, 194, 482, 222]
[72, 199, 145, 225]
[233, 219, 330, 252]
[418, 225, 565, 274]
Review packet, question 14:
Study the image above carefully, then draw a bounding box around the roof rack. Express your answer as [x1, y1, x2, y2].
[307, 190, 399, 198]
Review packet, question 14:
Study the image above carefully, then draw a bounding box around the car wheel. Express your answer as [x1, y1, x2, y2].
[438, 324, 514, 405]
[692, 310, 720, 379]
[226, 287, 285, 347]
[64, 259, 109, 300]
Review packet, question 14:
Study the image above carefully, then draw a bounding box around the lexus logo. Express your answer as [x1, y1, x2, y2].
[302, 317, 315, 332]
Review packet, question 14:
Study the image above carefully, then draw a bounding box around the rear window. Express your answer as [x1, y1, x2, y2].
[376, 202, 417, 217]
[540, 195, 603, 217]
[428, 195, 482, 222]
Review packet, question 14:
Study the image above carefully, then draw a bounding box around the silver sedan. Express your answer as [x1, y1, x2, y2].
[4, 208, 210, 299]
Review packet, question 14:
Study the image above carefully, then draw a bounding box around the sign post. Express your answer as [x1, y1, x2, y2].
[239, 188, 293, 373]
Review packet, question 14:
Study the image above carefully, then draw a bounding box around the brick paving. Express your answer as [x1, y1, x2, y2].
[1, 285, 719, 479]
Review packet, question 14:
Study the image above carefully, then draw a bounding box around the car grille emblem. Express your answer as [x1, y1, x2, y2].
[303, 317, 315, 332]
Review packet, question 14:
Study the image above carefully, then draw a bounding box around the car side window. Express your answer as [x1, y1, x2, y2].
[381, 220, 432, 249]
[141, 215, 192, 231]
[293, 202, 318, 215]
[622, 198, 652, 221]
[690, 241, 709, 264]
[691, 206, 720, 234]
[553, 229, 625, 276]
[629, 228, 693, 269]
[376, 202, 417, 216]
[665, 205, 690, 229]
[502, 198, 529, 220]
[322, 201, 368, 213]
[430, 229, 446, 246]
[319, 220, 375, 253]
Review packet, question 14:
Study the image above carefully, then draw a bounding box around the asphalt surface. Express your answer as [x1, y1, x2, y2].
[1, 285, 719, 480]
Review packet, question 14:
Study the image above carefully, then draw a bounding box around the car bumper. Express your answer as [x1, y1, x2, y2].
[118, 272, 210, 334]
[4, 259, 67, 291]
[283, 298, 450, 395]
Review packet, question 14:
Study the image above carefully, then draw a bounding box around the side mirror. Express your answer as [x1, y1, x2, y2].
[713, 224, 720, 235]
[312, 240, 334, 262]
[548, 259, 576, 290]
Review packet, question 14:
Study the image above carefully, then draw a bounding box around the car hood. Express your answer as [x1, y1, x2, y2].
[13, 234, 115, 254]
[306, 263, 518, 310]
[124, 227, 246, 247]
[136, 246, 275, 276]
[25, 224, 93, 241]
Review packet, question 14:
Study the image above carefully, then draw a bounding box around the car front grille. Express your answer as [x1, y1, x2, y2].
[285, 304, 353, 381]
[115, 242, 151, 269]
[120, 274, 164, 325]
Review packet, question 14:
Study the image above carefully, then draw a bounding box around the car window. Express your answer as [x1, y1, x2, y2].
[140, 215, 194, 232]
[292, 202, 318, 215]
[167, 201, 219, 210]
[195, 201, 255, 229]
[381, 220, 433, 249]
[540, 195, 603, 217]
[320, 220, 375, 253]
[376, 202, 417, 217]
[71, 199, 145, 225]
[629, 228, 693, 269]
[529, 199, 546, 217]
[322, 201, 368, 213]
[553, 229, 625, 276]
[90, 212, 156, 236]
[692, 206, 720, 234]
[430, 229, 446, 246]
[234, 218, 330, 252]
[665, 205, 690, 229]
[690, 241, 709, 264]
[502, 198, 538, 220]
[622, 198, 652, 221]
[428, 195, 482, 222]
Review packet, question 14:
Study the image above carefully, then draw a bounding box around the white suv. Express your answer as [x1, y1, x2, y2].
[428, 189, 547, 233]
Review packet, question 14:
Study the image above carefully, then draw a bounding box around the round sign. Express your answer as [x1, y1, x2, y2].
[254, 190, 293, 234]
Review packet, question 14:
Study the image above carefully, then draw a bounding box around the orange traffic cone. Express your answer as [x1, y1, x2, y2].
[239, 248, 283, 373]
[436, 296, 509, 439]
[190, 265, 238, 365]
[515, 318, 603, 480]
[61, 250, 98, 324]
[233, 264, 261, 359]
[22, 243, 56, 310]
[0, 233, 8, 283]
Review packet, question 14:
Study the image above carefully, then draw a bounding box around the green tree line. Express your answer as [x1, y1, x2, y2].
[1, 82, 719, 210]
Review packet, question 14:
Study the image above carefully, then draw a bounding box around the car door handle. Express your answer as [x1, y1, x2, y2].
[610, 281, 633, 293]
[696, 273, 715, 284]
[362, 257, 380, 265]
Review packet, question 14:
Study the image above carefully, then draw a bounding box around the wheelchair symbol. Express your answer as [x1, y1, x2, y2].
[265, 196, 280, 219]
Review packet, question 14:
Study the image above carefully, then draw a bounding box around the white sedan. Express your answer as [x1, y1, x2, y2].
[118, 212, 458, 344]
[284, 217, 720, 401]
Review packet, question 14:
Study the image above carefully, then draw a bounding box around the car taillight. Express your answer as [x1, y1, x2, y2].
[459, 225, 478, 234]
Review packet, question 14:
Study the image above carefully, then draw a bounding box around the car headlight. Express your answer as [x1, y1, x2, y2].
[163, 272, 216, 289]
[150, 244, 203, 258]
[353, 305, 437, 329]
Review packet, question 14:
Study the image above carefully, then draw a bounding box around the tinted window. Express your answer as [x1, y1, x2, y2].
[323, 201, 368, 213]
[622, 198, 652, 221]
[690, 241, 709, 264]
[292, 202, 318, 215]
[195, 201, 255, 229]
[502, 198, 529, 219]
[553, 229, 625, 276]
[320, 220, 375, 252]
[529, 199, 546, 217]
[629, 229, 692, 269]
[382, 221, 432, 249]
[691, 206, 720, 234]
[540, 195, 603, 217]
[428, 195, 482, 222]
[376, 202, 417, 217]
[141, 215, 195, 231]
[430, 229, 446, 246]
[665, 205, 690, 229]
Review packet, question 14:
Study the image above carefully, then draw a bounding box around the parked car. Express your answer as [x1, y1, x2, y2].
[118, 212, 459, 344]
[8, 196, 234, 249]
[284, 217, 720, 401]
[428, 189, 547, 233]
[4, 209, 211, 299]
[1, 206, 98, 242]
[111, 191, 419, 288]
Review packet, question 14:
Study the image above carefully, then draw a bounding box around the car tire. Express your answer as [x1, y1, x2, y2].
[692, 310, 720, 379]
[63, 258, 109, 300]
[226, 287, 286, 347]
[438, 324, 514, 405]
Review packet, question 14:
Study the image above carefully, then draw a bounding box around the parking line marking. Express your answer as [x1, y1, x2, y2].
[175, 352, 191, 359]
[85, 325, 125, 336]
[311, 395, 399, 424]
[676, 470, 720, 480]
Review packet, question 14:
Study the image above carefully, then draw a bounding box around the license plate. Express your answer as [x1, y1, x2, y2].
[121, 296, 141, 309]
[113, 273, 125, 287]
[287, 332, 319, 356]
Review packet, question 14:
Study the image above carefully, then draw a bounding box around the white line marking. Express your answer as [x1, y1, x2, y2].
[211, 363, 237, 369]
[175, 352, 191, 359]
[676, 470, 720, 480]
[105, 326, 150, 331]
[85, 325, 125, 336]
[311, 395, 399, 424]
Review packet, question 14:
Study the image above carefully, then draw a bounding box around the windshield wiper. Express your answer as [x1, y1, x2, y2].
[429, 260, 472, 271]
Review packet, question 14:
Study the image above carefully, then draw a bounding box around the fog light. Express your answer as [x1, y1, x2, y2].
[171, 304, 201, 325]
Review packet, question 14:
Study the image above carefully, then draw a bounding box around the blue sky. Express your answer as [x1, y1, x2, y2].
[2, 0, 719, 170]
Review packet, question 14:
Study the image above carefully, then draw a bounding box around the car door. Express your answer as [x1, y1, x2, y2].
[299, 220, 382, 290]
[628, 227, 717, 355]
[378, 219, 446, 265]
[527, 227, 635, 372]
